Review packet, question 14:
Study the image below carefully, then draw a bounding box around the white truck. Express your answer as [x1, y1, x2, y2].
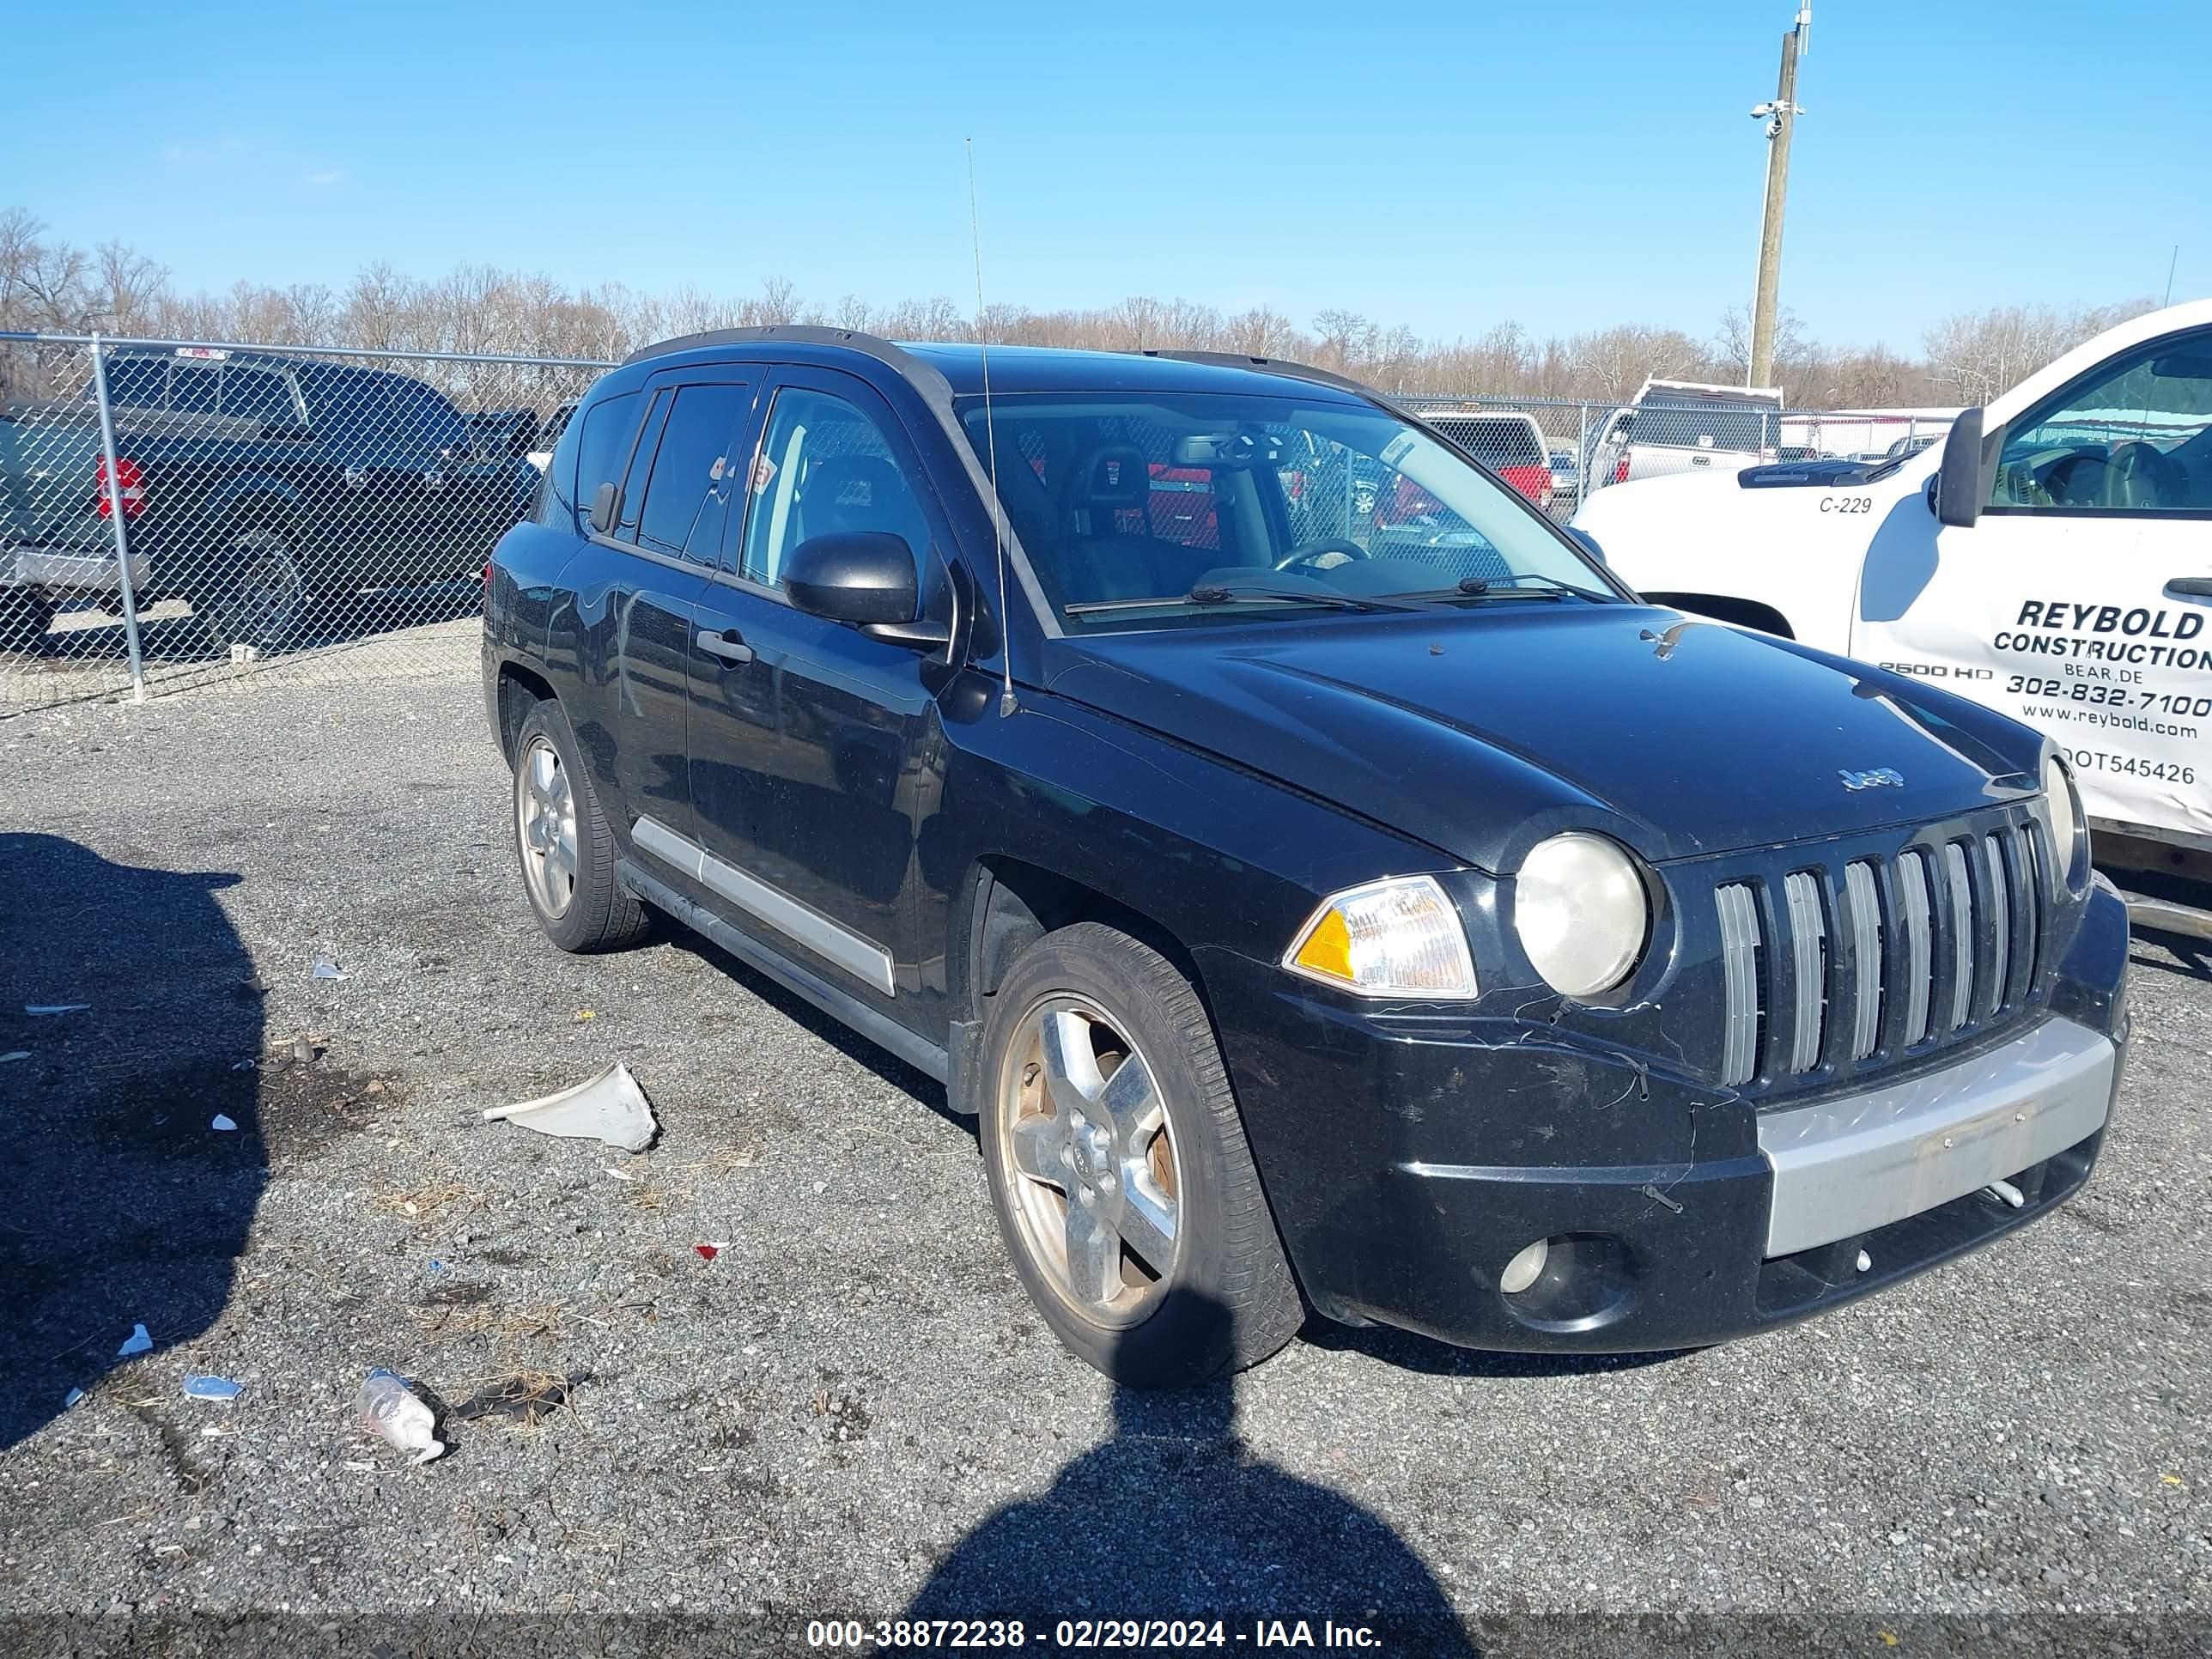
[1587, 378, 1786, 490]
[1573, 299, 2212, 932]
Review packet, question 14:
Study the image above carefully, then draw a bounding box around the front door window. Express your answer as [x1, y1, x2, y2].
[1990, 330, 2212, 514]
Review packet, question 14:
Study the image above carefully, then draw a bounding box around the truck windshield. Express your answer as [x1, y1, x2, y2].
[956, 392, 1615, 629]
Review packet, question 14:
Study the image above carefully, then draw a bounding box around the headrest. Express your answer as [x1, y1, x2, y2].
[801, 453, 902, 514]
[1061, 442, 1150, 512]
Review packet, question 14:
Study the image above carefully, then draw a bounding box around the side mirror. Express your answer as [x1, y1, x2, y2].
[588, 480, 622, 535]
[785, 532, 927, 631]
[1933, 407, 1993, 528]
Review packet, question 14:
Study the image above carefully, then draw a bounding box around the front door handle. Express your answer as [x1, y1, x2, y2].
[2165, 577, 2212, 599]
[696, 627, 754, 665]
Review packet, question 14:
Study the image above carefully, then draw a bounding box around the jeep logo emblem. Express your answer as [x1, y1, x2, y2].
[1839, 767, 1905, 791]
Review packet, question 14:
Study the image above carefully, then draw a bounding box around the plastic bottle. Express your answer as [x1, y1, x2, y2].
[358, 1368, 446, 1464]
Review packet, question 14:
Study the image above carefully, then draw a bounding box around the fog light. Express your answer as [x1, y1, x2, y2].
[1500, 1237, 1550, 1295]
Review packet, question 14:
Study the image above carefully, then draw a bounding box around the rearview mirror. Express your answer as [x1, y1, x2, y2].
[588, 480, 622, 535]
[785, 532, 923, 629]
[1933, 407, 1994, 529]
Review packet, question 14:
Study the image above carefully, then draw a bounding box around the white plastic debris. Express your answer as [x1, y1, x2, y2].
[210, 1115, 239, 1133]
[25, 1004, 89, 1017]
[184, 1375, 243, 1401]
[118, 1323, 152, 1358]
[359, 1368, 445, 1465]
[312, 959, 345, 981]
[230, 1059, 257, 1072]
[62, 1387, 83, 1409]
[603, 1165, 635, 1182]
[1, 1050, 30, 1064]
[483, 1062, 658, 1153]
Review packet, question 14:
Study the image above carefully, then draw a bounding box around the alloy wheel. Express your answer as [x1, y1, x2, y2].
[516, 736, 579, 919]
[997, 994, 1184, 1328]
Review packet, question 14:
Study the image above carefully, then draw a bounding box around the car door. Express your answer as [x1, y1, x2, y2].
[1852, 325, 2212, 840]
[558, 369, 759, 843]
[680, 367, 948, 1015]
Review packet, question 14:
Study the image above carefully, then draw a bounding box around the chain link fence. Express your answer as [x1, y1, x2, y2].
[0, 332, 610, 716]
[0, 331, 1960, 716]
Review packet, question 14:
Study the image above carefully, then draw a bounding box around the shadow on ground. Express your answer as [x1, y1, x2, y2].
[0, 832, 265, 1449]
[907, 1291, 1480, 1651]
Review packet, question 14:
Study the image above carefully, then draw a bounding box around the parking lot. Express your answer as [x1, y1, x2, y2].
[0, 650, 2206, 1656]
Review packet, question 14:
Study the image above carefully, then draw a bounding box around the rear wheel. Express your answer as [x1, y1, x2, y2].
[196, 515, 309, 653]
[0, 588, 54, 660]
[511, 697, 649, 953]
[978, 922, 1303, 1388]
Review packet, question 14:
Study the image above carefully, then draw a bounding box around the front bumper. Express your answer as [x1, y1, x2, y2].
[1200, 878, 2130, 1353]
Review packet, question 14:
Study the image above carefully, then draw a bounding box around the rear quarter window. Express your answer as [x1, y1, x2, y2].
[566, 390, 643, 524]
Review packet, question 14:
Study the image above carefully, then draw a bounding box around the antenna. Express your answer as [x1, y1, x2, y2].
[966, 138, 1016, 719]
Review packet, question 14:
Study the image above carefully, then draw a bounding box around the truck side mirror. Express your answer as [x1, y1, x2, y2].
[588, 481, 622, 535]
[1933, 408, 1993, 528]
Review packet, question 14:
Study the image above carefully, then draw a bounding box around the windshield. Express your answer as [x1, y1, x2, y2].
[955, 391, 1615, 630]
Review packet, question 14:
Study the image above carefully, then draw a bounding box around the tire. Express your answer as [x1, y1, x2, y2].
[0, 588, 55, 660]
[510, 697, 650, 954]
[195, 514, 310, 654]
[977, 921, 1303, 1388]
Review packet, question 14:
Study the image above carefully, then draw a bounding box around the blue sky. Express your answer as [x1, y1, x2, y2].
[4, 0, 2206, 349]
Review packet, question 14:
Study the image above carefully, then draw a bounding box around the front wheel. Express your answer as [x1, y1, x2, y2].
[195, 517, 309, 653]
[978, 922, 1304, 1388]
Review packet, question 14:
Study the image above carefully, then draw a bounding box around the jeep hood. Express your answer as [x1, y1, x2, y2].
[1034, 606, 2038, 872]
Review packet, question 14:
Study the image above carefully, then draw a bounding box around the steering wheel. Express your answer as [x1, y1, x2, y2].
[2103, 441, 2180, 509]
[1273, 538, 1374, 574]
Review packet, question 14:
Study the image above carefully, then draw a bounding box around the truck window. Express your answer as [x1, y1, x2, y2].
[635, 383, 750, 562]
[382, 377, 470, 459]
[106, 356, 167, 409]
[222, 366, 298, 426]
[170, 361, 220, 416]
[738, 388, 929, 587]
[1991, 329, 2212, 514]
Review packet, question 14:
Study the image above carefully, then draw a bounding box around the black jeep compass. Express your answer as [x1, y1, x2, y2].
[483, 327, 2130, 1387]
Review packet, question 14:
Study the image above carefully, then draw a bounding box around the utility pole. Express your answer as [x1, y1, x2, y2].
[1748, 4, 1809, 390]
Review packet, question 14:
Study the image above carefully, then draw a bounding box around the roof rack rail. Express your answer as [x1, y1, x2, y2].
[620, 324, 924, 374]
[1136, 349, 1391, 404]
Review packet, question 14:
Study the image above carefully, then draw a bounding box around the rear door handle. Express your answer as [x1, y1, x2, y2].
[696, 627, 754, 664]
[2165, 577, 2212, 598]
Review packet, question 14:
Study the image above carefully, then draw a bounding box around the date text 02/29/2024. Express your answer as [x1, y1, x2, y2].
[805, 1618, 1387, 1649]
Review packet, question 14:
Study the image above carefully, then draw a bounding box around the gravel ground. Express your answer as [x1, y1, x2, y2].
[0, 644, 2206, 1657]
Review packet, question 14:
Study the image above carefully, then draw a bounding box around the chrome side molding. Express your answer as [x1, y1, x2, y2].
[630, 816, 896, 996]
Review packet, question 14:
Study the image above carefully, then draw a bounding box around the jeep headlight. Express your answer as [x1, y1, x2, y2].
[1514, 832, 1650, 999]
[1284, 875, 1479, 1000]
[2043, 753, 2088, 889]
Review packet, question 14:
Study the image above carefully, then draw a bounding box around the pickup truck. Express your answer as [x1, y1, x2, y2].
[483, 325, 2128, 1387]
[2, 345, 538, 655]
[1586, 379, 1785, 492]
[1573, 299, 2212, 932]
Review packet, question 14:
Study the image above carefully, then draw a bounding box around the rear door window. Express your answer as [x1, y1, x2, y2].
[635, 382, 751, 561]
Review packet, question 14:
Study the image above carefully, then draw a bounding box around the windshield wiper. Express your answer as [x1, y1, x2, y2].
[1065, 580, 1438, 617]
[1401, 574, 1614, 605]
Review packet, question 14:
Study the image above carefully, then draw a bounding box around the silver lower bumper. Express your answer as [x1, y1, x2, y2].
[8, 544, 150, 592]
[1759, 1016, 2116, 1258]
